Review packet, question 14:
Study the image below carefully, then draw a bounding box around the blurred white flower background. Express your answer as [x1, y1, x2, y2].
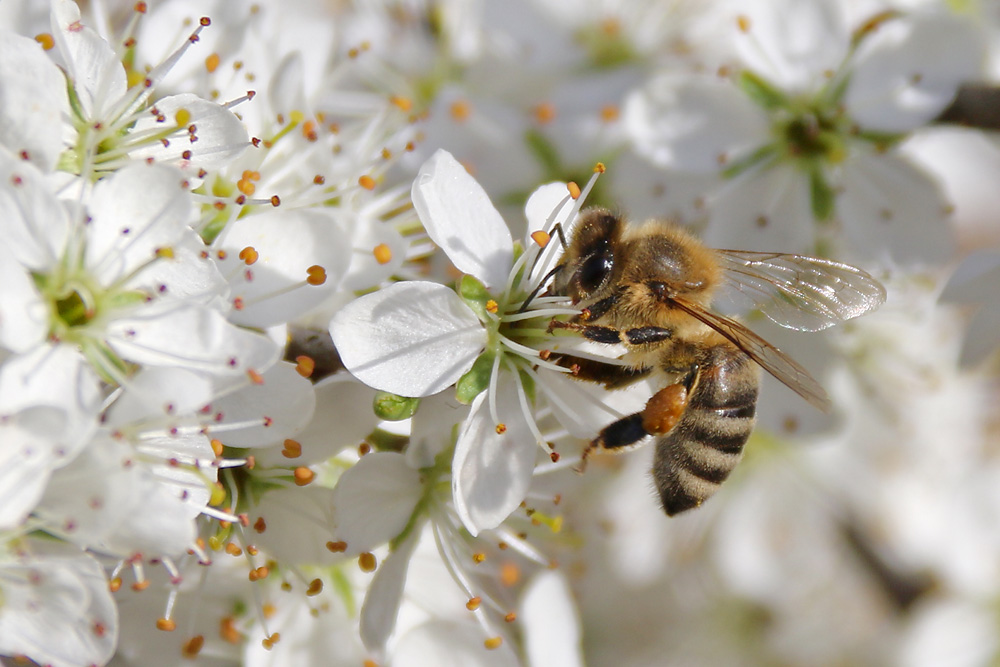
[1, 0, 1000, 665]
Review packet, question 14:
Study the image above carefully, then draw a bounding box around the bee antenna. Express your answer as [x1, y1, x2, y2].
[517, 263, 564, 313]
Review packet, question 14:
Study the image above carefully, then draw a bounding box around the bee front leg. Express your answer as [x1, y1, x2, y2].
[578, 380, 691, 471]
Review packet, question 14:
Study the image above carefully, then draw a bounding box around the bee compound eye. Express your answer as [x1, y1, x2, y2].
[577, 249, 614, 295]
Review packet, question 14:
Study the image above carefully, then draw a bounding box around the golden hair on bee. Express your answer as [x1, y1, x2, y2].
[546, 207, 886, 515]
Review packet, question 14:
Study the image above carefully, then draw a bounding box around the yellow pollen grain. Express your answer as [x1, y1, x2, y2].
[254, 517, 266, 533]
[600, 105, 619, 122]
[567, 181, 582, 199]
[472, 552, 486, 564]
[247, 368, 264, 385]
[261, 633, 280, 650]
[132, 580, 151, 592]
[485, 300, 498, 314]
[239, 246, 259, 265]
[307, 578, 323, 596]
[326, 540, 347, 553]
[155, 246, 175, 259]
[282, 438, 302, 458]
[182, 635, 205, 658]
[359, 552, 377, 572]
[466, 597, 481, 611]
[225, 543, 242, 556]
[504, 612, 517, 623]
[302, 119, 317, 141]
[594, 161, 606, 173]
[533, 102, 556, 124]
[35, 33, 55, 50]
[220, 617, 241, 644]
[109, 577, 122, 592]
[205, 52, 220, 72]
[737, 15, 751, 32]
[156, 618, 177, 632]
[500, 562, 520, 587]
[450, 99, 472, 122]
[373, 243, 392, 265]
[303, 265, 325, 286]
[495, 423, 507, 435]
[293, 466, 315, 486]
[390, 95, 413, 112]
[294, 356, 315, 378]
[530, 230, 550, 248]
[174, 108, 192, 127]
[484, 637, 503, 650]
[358, 174, 376, 190]
[262, 603, 276, 619]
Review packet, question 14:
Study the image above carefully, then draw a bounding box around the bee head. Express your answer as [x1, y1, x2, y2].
[552, 208, 623, 304]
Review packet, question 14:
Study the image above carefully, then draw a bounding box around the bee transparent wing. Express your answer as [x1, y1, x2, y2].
[714, 250, 887, 332]
[672, 297, 832, 411]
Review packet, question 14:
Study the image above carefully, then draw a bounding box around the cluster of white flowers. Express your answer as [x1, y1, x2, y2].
[1, 0, 1000, 665]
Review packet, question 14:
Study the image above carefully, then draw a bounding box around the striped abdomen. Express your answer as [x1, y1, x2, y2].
[652, 343, 759, 516]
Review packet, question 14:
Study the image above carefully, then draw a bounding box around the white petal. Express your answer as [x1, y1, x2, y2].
[338, 214, 409, 293]
[407, 391, 469, 469]
[204, 361, 315, 447]
[248, 486, 342, 566]
[256, 372, 379, 467]
[0, 407, 65, 530]
[730, 0, 847, 92]
[623, 75, 769, 173]
[215, 208, 349, 328]
[129, 228, 230, 305]
[0, 243, 47, 352]
[704, 162, 814, 253]
[0, 344, 101, 454]
[85, 162, 192, 285]
[453, 375, 539, 536]
[0, 32, 69, 171]
[523, 182, 577, 284]
[393, 621, 519, 667]
[129, 93, 249, 168]
[521, 571, 583, 667]
[360, 529, 420, 653]
[0, 147, 71, 270]
[330, 282, 486, 397]
[411, 149, 512, 289]
[38, 433, 211, 557]
[0, 539, 117, 667]
[106, 299, 280, 376]
[51, 0, 127, 120]
[111, 368, 215, 423]
[332, 452, 423, 556]
[846, 14, 985, 133]
[837, 151, 955, 264]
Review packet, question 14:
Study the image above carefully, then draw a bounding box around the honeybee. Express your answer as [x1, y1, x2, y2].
[544, 209, 886, 515]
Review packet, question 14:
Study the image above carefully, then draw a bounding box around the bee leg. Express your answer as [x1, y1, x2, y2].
[541, 352, 652, 389]
[548, 320, 673, 346]
[577, 381, 691, 472]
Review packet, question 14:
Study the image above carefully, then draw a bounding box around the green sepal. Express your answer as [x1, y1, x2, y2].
[524, 128, 562, 176]
[738, 71, 789, 111]
[808, 167, 836, 221]
[458, 274, 492, 321]
[331, 568, 356, 618]
[365, 428, 409, 452]
[455, 351, 495, 404]
[721, 143, 779, 179]
[373, 391, 421, 421]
